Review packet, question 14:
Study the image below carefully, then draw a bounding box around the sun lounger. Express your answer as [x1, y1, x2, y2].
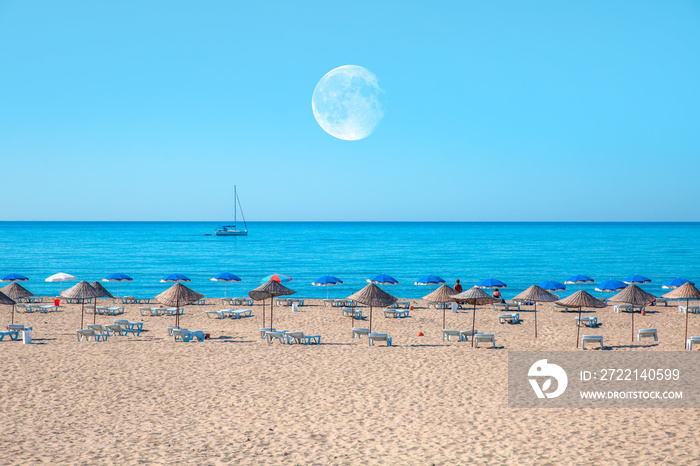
[160, 307, 183, 316]
[266, 330, 288, 344]
[391, 301, 411, 309]
[14, 303, 28, 313]
[459, 329, 478, 341]
[474, 333, 496, 348]
[368, 332, 392, 346]
[384, 309, 397, 318]
[7, 325, 30, 333]
[581, 335, 604, 350]
[193, 298, 206, 305]
[167, 326, 178, 336]
[575, 316, 598, 328]
[679, 305, 700, 314]
[230, 309, 252, 319]
[352, 327, 370, 339]
[66, 298, 92, 304]
[686, 336, 700, 351]
[285, 331, 321, 345]
[654, 298, 668, 306]
[498, 313, 520, 324]
[206, 310, 227, 319]
[493, 303, 510, 312]
[36, 305, 57, 313]
[260, 328, 275, 339]
[0, 330, 20, 341]
[25, 297, 44, 303]
[139, 307, 152, 316]
[614, 304, 644, 313]
[637, 328, 658, 342]
[114, 319, 143, 336]
[442, 329, 464, 341]
[553, 304, 569, 312]
[323, 299, 335, 307]
[76, 329, 108, 341]
[228, 297, 253, 306]
[121, 296, 137, 304]
[105, 323, 127, 335]
[87, 324, 108, 334]
[172, 328, 206, 342]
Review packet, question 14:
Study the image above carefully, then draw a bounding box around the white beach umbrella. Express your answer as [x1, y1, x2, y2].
[45, 272, 77, 292]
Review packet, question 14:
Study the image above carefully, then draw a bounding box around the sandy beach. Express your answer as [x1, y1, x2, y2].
[1, 297, 699, 464]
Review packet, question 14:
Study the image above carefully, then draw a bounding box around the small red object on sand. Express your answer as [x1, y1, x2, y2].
[418, 331, 424, 336]
[641, 310, 646, 316]
[205, 333, 210, 339]
[409, 306, 414, 310]
[54, 298, 60, 306]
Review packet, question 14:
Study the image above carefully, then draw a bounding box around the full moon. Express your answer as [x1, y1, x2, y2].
[311, 65, 385, 141]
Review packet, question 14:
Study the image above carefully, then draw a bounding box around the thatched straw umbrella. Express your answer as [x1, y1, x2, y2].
[155, 283, 204, 329]
[248, 280, 296, 330]
[347, 283, 397, 333]
[422, 284, 457, 331]
[89, 282, 115, 324]
[0, 291, 16, 326]
[513, 285, 559, 339]
[61, 281, 101, 329]
[608, 284, 657, 343]
[0, 283, 33, 325]
[450, 286, 497, 347]
[556, 290, 606, 348]
[662, 282, 700, 349]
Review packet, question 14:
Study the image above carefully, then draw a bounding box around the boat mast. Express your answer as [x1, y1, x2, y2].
[234, 185, 237, 227]
[236, 187, 248, 231]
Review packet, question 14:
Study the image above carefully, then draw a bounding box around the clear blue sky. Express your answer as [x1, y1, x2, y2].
[1, 1, 699, 221]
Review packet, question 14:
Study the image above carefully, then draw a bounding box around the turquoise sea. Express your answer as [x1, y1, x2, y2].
[1, 222, 699, 300]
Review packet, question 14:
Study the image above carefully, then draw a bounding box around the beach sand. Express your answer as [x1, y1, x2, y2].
[1, 298, 698, 464]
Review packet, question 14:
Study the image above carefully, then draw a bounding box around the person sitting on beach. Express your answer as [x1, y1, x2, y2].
[454, 279, 463, 293]
[493, 288, 505, 303]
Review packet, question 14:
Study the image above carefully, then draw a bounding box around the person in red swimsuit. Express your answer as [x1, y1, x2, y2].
[454, 279, 463, 293]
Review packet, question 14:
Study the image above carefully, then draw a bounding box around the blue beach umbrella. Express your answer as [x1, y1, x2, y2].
[160, 273, 191, 282]
[414, 274, 445, 293]
[210, 272, 242, 298]
[595, 279, 627, 292]
[1, 273, 28, 282]
[477, 278, 507, 289]
[538, 280, 566, 292]
[414, 274, 445, 285]
[624, 274, 651, 285]
[662, 277, 694, 289]
[367, 274, 399, 285]
[312, 275, 344, 299]
[260, 273, 292, 284]
[102, 272, 133, 297]
[564, 275, 594, 284]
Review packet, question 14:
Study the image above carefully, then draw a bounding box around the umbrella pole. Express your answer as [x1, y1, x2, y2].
[471, 304, 476, 348]
[369, 305, 373, 333]
[80, 300, 85, 329]
[11, 304, 15, 325]
[534, 302, 538, 338]
[262, 299, 266, 328]
[224, 283, 227, 299]
[271, 298, 274, 329]
[685, 298, 689, 349]
[94, 299, 97, 325]
[443, 306, 446, 330]
[576, 307, 582, 348]
[631, 306, 634, 343]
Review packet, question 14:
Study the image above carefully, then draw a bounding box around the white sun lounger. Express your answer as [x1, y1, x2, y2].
[498, 313, 520, 324]
[553, 304, 569, 312]
[474, 333, 496, 348]
[206, 310, 227, 319]
[285, 331, 321, 345]
[368, 332, 392, 347]
[352, 327, 370, 339]
[581, 335, 604, 350]
[686, 336, 700, 351]
[442, 329, 464, 341]
[637, 328, 658, 341]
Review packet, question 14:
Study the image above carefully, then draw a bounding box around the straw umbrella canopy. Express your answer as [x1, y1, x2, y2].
[155, 283, 204, 329]
[347, 283, 397, 333]
[556, 290, 606, 348]
[450, 286, 498, 347]
[89, 282, 115, 324]
[0, 283, 33, 325]
[61, 281, 102, 329]
[248, 280, 296, 330]
[662, 282, 700, 349]
[0, 291, 16, 327]
[513, 285, 559, 339]
[608, 284, 657, 342]
[422, 284, 457, 331]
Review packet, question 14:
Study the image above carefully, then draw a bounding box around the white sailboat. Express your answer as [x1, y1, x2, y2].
[215, 186, 248, 236]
